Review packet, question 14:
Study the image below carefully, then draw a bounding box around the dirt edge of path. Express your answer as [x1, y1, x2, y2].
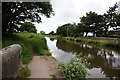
[27, 56, 63, 78]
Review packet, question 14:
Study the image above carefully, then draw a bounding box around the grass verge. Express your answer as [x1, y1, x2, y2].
[18, 66, 30, 78]
[65, 37, 120, 48]
[3, 33, 49, 64]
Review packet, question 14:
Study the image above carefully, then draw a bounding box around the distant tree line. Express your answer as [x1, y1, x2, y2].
[39, 30, 56, 35]
[56, 3, 120, 37]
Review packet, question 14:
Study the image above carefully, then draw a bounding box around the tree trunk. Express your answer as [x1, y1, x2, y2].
[104, 26, 109, 37]
[85, 32, 88, 37]
[81, 32, 84, 37]
[93, 32, 96, 37]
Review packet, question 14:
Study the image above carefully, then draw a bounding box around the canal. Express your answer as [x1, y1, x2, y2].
[45, 37, 120, 78]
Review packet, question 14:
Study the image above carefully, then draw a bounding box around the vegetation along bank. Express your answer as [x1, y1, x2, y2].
[3, 33, 51, 64]
[64, 37, 120, 48]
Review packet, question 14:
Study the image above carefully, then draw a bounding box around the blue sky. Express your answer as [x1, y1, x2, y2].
[34, 0, 120, 34]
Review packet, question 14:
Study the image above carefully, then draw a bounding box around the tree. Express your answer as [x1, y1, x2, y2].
[80, 11, 103, 37]
[49, 31, 55, 35]
[20, 22, 37, 33]
[102, 3, 118, 36]
[56, 26, 67, 36]
[75, 23, 85, 37]
[56, 23, 72, 37]
[66, 23, 77, 37]
[2, 2, 54, 35]
[40, 31, 46, 35]
[29, 28, 37, 33]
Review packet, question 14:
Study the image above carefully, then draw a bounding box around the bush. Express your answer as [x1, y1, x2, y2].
[57, 55, 89, 80]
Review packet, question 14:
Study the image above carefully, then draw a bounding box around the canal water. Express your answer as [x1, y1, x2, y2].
[45, 37, 120, 78]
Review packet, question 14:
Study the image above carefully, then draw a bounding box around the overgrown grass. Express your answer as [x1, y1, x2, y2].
[18, 66, 30, 78]
[65, 37, 120, 48]
[3, 33, 49, 64]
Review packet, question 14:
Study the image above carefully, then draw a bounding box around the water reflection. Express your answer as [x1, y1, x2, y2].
[46, 37, 120, 78]
[50, 38, 55, 41]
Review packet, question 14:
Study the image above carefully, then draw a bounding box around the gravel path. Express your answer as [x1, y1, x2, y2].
[28, 56, 62, 78]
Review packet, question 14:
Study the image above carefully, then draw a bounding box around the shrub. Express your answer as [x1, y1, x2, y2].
[57, 55, 89, 80]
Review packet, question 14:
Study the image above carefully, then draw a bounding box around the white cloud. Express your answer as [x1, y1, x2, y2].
[35, 0, 120, 33]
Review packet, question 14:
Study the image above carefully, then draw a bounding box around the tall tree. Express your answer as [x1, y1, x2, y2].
[102, 3, 118, 36]
[2, 2, 54, 35]
[80, 11, 103, 37]
[66, 23, 77, 37]
[75, 23, 85, 37]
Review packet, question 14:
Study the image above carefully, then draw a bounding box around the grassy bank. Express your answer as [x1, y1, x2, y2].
[64, 37, 120, 48]
[18, 66, 30, 78]
[3, 33, 49, 64]
[46, 35, 61, 39]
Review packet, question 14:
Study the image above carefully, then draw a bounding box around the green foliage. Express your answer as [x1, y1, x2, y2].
[101, 41, 120, 48]
[3, 33, 48, 64]
[18, 66, 30, 78]
[29, 28, 37, 33]
[52, 56, 58, 62]
[57, 55, 89, 79]
[102, 3, 118, 36]
[20, 22, 37, 33]
[46, 52, 52, 56]
[40, 31, 46, 35]
[49, 74, 56, 80]
[56, 23, 76, 37]
[66, 23, 77, 37]
[49, 31, 55, 35]
[65, 37, 120, 48]
[55, 3, 120, 37]
[80, 11, 104, 37]
[2, 2, 54, 35]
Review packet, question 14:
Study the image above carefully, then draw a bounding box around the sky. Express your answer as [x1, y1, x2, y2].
[34, 0, 120, 34]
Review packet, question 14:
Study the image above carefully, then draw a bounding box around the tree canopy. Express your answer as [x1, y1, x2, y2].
[56, 3, 120, 37]
[49, 31, 55, 35]
[2, 2, 54, 35]
[20, 22, 37, 33]
[80, 11, 104, 37]
[56, 23, 73, 37]
[40, 31, 46, 35]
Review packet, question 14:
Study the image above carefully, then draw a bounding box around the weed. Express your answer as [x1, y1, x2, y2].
[18, 66, 30, 78]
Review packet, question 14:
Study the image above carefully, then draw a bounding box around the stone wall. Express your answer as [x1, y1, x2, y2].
[1, 44, 22, 78]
